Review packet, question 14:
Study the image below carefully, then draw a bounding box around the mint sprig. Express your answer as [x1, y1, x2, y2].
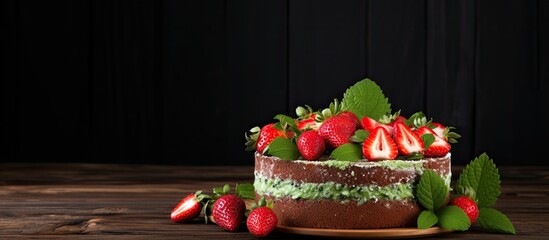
[266, 137, 299, 161]
[330, 143, 362, 162]
[456, 152, 501, 208]
[416, 153, 515, 235]
[341, 78, 391, 121]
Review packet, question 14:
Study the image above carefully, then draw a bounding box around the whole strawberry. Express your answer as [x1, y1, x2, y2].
[212, 194, 246, 232]
[255, 123, 292, 154]
[318, 114, 357, 149]
[246, 206, 278, 238]
[170, 191, 210, 223]
[297, 130, 326, 160]
[449, 196, 479, 224]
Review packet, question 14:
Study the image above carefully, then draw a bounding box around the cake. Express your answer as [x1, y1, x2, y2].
[245, 78, 460, 229]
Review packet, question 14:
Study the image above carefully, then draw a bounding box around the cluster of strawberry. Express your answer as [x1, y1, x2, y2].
[170, 190, 278, 238]
[246, 100, 460, 161]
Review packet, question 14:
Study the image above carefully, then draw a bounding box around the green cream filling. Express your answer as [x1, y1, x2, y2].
[254, 173, 452, 204]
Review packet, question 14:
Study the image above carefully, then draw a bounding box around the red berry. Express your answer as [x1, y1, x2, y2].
[246, 207, 278, 237]
[170, 193, 202, 223]
[318, 115, 357, 149]
[212, 194, 246, 232]
[394, 122, 424, 156]
[362, 127, 398, 161]
[416, 126, 451, 157]
[449, 196, 479, 224]
[255, 123, 292, 154]
[297, 130, 326, 160]
[362, 116, 394, 136]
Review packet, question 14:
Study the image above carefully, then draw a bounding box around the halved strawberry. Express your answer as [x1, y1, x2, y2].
[297, 116, 319, 131]
[388, 115, 408, 127]
[394, 122, 424, 156]
[362, 116, 394, 136]
[297, 130, 326, 160]
[318, 114, 357, 149]
[171, 191, 210, 223]
[362, 127, 398, 161]
[416, 126, 451, 157]
[430, 122, 446, 138]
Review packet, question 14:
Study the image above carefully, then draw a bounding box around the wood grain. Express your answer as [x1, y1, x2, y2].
[0, 163, 547, 239]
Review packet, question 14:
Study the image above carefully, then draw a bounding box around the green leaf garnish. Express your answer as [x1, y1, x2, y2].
[417, 170, 448, 211]
[421, 134, 435, 150]
[266, 137, 299, 161]
[235, 183, 255, 200]
[349, 129, 369, 143]
[477, 208, 516, 234]
[417, 210, 438, 229]
[437, 205, 471, 231]
[341, 78, 391, 121]
[330, 143, 362, 162]
[456, 152, 501, 208]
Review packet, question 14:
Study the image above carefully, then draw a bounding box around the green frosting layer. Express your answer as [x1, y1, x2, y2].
[254, 173, 452, 204]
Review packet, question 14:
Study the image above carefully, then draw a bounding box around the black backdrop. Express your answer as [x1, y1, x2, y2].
[2, 1, 548, 166]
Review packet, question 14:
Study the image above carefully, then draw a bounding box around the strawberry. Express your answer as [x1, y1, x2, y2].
[388, 115, 408, 127]
[362, 116, 394, 136]
[449, 196, 479, 224]
[318, 114, 357, 149]
[394, 122, 424, 156]
[416, 126, 451, 157]
[339, 111, 361, 129]
[297, 116, 319, 131]
[362, 127, 398, 161]
[430, 122, 446, 138]
[246, 206, 278, 237]
[171, 191, 210, 223]
[255, 123, 292, 154]
[297, 130, 326, 160]
[212, 194, 246, 232]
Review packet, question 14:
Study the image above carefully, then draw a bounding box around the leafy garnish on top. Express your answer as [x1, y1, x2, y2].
[341, 78, 391, 121]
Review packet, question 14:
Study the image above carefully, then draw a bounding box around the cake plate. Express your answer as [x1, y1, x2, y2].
[276, 225, 453, 239]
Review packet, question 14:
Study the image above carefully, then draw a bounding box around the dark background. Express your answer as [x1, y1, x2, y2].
[2, 1, 548, 166]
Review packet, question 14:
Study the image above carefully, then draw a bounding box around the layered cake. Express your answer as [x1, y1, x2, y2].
[245, 79, 460, 229]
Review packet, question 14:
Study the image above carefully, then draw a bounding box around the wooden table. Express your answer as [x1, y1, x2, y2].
[0, 163, 547, 239]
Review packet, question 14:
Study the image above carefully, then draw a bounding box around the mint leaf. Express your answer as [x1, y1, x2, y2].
[350, 129, 369, 143]
[437, 206, 471, 231]
[330, 143, 362, 162]
[417, 210, 438, 229]
[421, 134, 435, 150]
[235, 183, 255, 200]
[456, 153, 501, 207]
[341, 78, 391, 121]
[477, 208, 516, 234]
[266, 137, 299, 161]
[417, 170, 448, 211]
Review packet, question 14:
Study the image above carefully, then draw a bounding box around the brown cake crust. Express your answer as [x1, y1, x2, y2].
[263, 195, 421, 229]
[254, 152, 451, 229]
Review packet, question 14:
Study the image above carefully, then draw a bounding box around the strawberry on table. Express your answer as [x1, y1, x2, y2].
[246, 206, 278, 238]
[170, 191, 210, 223]
[362, 127, 398, 161]
[297, 130, 326, 160]
[394, 122, 424, 156]
[416, 126, 451, 157]
[449, 196, 479, 224]
[212, 194, 246, 232]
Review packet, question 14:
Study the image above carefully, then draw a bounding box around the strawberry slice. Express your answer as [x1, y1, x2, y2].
[362, 127, 398, 161]
[430, 122, 446, 138]
[171, 191, 210, 223]
[388, 115, 408, 127]
[362, 116, 394, 136]
[416, 126, 451, 157]
[297, 116, 319, 131]
[394, 122, 424, 156]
